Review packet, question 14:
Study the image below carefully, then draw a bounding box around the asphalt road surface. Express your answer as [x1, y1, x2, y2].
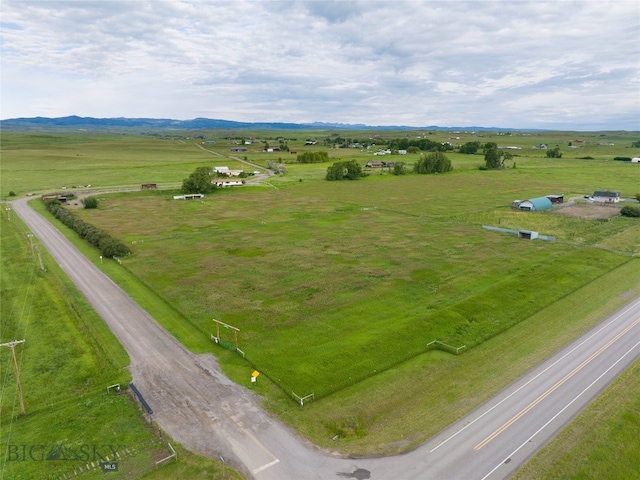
[11, 197, 640, 479]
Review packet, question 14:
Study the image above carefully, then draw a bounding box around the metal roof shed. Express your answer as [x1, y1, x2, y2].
[517, 196, 553, 211]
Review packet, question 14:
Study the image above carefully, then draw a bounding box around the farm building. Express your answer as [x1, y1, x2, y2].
[631, 157, 640, 163]
[173, 194, 204, 200]
[518, 230, 539, 240]
[230, 147, 248, 152]
[366, 161, 384, 168]
[515, 196, 553, 211]
[591, 190, 620, 203]
[546, 194, 564, 204]
[141, 183, 157, 190]
[213, 180, 244, 187]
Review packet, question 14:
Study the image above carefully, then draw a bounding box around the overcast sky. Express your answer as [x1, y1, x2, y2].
[1, 1, 639, 130]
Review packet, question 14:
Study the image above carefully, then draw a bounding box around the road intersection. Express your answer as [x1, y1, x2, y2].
[12, 196, 640, 479]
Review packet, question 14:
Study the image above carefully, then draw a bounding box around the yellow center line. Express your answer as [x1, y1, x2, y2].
[474, 316, 640, 450]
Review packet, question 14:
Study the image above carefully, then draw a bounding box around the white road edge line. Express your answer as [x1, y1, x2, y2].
[252, 459, 280, 474]
[429, 298, 640, 453]
[480, 338, 640, 480]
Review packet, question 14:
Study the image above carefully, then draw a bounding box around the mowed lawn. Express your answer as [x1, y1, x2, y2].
[74, 159, 637, 399]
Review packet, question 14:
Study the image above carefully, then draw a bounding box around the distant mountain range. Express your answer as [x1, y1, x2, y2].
[0, 115, 527, 132]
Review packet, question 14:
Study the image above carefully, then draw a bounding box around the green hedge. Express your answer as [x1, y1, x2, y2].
[44, 199, 131, 257]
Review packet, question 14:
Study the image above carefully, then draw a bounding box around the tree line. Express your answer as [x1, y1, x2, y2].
[44, 199, 130, 258]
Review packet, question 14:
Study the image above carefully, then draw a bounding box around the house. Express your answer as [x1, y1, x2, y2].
[591, 190, 620, 203]
[213, 180, 244, 187]
[515, 196, 553, 211]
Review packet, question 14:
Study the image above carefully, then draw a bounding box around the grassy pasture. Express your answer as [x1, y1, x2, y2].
[0, 133, 246, 195]
[74, 170, 637, 401]
[2, 129, 639, 465]
[0, 207, 234, 479]
[62, 136, 638, 397]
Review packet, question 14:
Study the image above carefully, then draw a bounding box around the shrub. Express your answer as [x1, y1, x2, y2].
[620, 205, 640, 218]
[8, 191, 16, 197]
[82, 196, 98, 209]
[613, 157, 631, 162]
[546, 147, 562, 158]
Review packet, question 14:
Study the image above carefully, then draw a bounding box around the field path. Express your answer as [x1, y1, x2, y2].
[10, 196, 640, 479]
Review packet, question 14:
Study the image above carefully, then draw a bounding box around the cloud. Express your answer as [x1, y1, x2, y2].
[1, 0, 638, 129]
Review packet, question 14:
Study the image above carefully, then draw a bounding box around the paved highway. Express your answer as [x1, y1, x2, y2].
[11, 196, 640, 479]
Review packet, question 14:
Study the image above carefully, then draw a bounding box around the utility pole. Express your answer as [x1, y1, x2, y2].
[1, 340, 26, 415]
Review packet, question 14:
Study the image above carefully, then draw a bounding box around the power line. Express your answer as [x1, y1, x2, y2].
[0, 340, 26, 415]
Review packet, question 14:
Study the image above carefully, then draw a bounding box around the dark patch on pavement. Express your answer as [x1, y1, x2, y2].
[337, 467, 371, 479]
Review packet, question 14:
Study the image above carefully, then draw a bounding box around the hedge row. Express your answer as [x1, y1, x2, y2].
[44, 200, 131, 258]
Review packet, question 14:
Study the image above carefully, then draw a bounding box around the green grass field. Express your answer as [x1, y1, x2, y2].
[1, 129, 639, 471]
[69, 158, 639, 400]
[0, 207, 236, 479]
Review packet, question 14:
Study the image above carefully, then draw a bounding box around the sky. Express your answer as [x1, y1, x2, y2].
[1, 0, 639, 130]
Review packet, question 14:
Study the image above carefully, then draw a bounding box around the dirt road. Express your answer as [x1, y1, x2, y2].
[11, 197, 640, 480]
[11, 197, 371, 479]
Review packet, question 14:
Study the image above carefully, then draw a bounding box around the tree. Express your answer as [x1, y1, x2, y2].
[631, 140, 640, 148]
[546, 147, 562, 158]
[326, 160, 363, 181]
[345, 159, 363, 180]
[459, 141, 481, 154]
[392, 162, 407, 175]
[326, 162, 345, 181]
[414, 151, 453, 174]
[181, 166, 216, 194]
[82, 196, 98, 209]
[484, 142, 502, 169]
[297, 151, 329, 163]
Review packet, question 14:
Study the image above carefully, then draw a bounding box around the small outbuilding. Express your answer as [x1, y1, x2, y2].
[518, 230, 539, 240]
[516, 196, 553, 211]
[631, 157, 640, 163]
[546, 194, 564, 204]
[173, 194, 204, 200]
